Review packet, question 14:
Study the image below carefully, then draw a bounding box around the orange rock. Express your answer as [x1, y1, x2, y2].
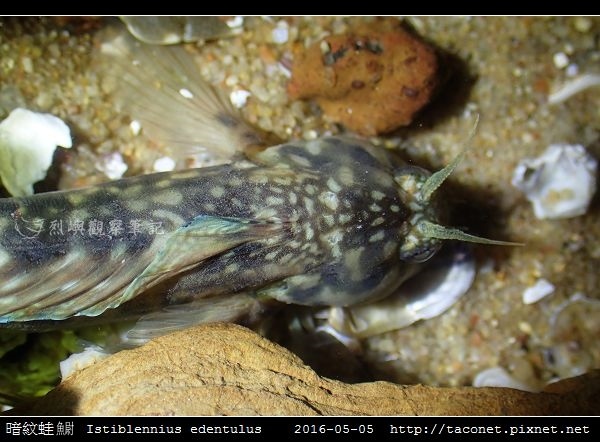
[288, 19, 439, 136]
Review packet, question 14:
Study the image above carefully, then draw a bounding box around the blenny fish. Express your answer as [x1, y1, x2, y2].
[0, 29, 514, 344]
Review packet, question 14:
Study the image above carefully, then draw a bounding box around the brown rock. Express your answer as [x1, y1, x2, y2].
[287, 18, 439, 136]
[11, 323, 600, 416]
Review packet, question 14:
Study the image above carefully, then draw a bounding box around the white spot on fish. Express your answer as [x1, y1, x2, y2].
[126, 199, 150, 212]
[273, 176, 292, 186]
[304, 184, 317, 195]
[369, 203, 382, 212]
[152, 190, 184, 206]
[371, 217, 385, 227]
[338, 214, 352, 225]
[289, 240, 302, 249]
[289, 192, 298, 204]
[255, 207, 278, 219]
[327, 178, 342, 193]
[305, 225, 314, 241]
[266, 196, 285, 206]
[249, 174, 268, 185]
[155, 179, 173, 189]
[229, 177, 243, 187]
[289, 154, 312, 168]
[323, 229, 344, 259]
[319, 191, 339, 211]
[337, 166, 354, 186]
[371, 190, 385, 201]
[68, 193, 86, 205]
[323, 214, 335, 227]
[383, 241, 396, 258]
[264, 251, 278, 261]
[303, 197, 315, 215]
[225, 263, 240, 273]
[210, 186, 226, 198]
[70, 208, 90, 221]
[152, 209, 184, 226]
[390, 205, 401, 213]
[369, 230, 385, 243]
[123, 184, 144, 198]
[345, 247, 365, 281]
[306, 141, 322, 156]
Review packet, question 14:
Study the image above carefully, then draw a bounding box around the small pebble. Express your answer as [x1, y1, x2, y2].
[97, 152, 128, 180]
[553, 52, 569, 69]
[129, 120, 141, 136]
[230, 89, 251, 108]
[573, 17, 592, 33]
[272, 21, 289, 44]
[153, 156, 176, 172]
[178, 88, 194, 99]
[523, 278, 555, 305]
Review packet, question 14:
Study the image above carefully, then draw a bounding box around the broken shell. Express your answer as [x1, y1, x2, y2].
[522, 278, 555, 305]
[548, 73, 600, 104]
[544, 293, 600, 380]
[120, 17, 239, 45]
[473, 367, 540, 392]
[60, 345, 109, 379]
[328, 243, 476, 339]
[0, 108, 72, 197]
[511, 144, 597, 219]
[95, 152, 128, 180]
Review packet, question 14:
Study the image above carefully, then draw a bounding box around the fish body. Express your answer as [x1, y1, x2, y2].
[0, 27, 513, 340]
[0, 136, 439, 332]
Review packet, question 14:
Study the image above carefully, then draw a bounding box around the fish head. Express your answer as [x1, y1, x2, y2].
[394, 152, 521, 265]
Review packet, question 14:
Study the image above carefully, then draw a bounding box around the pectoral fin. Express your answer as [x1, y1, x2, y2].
[123, 215, 280, 300]
[98, 24, 272, 162]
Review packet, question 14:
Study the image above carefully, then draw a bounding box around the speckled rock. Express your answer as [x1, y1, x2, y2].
[287, 18, 439, 136]
[14, 324, 599, 416]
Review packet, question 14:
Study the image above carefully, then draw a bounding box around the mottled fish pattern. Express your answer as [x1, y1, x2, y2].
[0, 137, 436, 331]
[0, 27, 511, 340]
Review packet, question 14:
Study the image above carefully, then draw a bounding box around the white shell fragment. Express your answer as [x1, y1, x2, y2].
[271, 21, 290, 44]
[328, 244, 475, 338]
[230, 89, 252, 108]
[522, 278, 555, 304]
[548, 73, 600, 104]
[96, 152, 128, 180]
[120, 17, 238, 45]
[0, 107, 72, 197]
[511, 144, 597, 219]
[473, 367, 540, 392]
[59, 345, 109, 379]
